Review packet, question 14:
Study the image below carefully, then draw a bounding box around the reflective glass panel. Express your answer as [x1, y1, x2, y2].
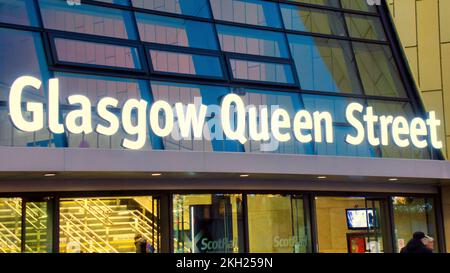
[210, 0, 282, 28]
[54, 38, 142, 69]
[150, 50, 223, 78]
[301, 94, 375, 157]
[94, 0, 131, 5]
[0, 28, 54, 148]
[136, 13, 218, 50]
[39, 0, 137, 39]
[286, 0, 340, 7]
[230, 59, 295, 84]
[353, 42, 407, 98]
[247, 194, 310, 253]
[60, 196, 160, 253]
[150, 81, 229, 152]
[316, 197, 386, 253]
[0, 0, 39, 26]
[345, 14, 386, 41]
[281, 4, 346, 36]
[173, 194, 244, 253]
[54, 72, 152, 150]
[288, 34, 362, 93]
[368, 100, 431, 159]
[132, 0, 211, 18]
[216, 24, 289, 58]
[0, 198, 22, 253]
[392, 197, 438, 253]
[341, 0, 377, 12]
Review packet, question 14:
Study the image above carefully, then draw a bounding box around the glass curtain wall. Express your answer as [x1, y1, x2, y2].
[0, 0, 439, 159]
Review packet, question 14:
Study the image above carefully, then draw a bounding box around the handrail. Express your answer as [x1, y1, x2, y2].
[1, 200, 44, 230]
[82, 199, 160, 248]
[59, 213, 118, 253]
[129, 211, 159, 245]
[0, 226, 21, 252]
[0, 223, 34, 252]
[73, 199, 113, 226]
[60, 224, 107, 253]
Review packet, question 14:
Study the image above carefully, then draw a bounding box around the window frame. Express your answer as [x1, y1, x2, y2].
[48, 32, 148, 74]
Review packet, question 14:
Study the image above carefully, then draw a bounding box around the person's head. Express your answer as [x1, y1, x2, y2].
[134, 234, 142, 241]
[421, 235, 435, 251]
[413, 231, 426, 240]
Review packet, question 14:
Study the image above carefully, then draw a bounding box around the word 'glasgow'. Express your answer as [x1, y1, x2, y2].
[8, 76, 443, 150]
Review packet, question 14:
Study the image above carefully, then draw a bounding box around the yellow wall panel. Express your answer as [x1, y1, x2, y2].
[440, 43, 450, 136]
[439, 0, 450, 43]
[404, 46, 419, 83]
[392, 0, 417, 47]
[416, 0, 442, 91]
[421, 91, 446, 154]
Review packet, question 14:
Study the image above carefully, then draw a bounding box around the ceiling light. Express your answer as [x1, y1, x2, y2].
[44, 173, 56, 177]
[389, 178, 398, 181]
[151, 173, 162, 177]
[240, 174, 250, 178]
[317, 176, 327, 179]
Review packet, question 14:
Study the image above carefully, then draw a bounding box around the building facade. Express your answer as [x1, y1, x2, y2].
[388, 0, 450, 252]
[0, 0, 448, 253]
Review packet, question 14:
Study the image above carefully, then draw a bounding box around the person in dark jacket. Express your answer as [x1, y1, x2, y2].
[134, 234, 147, 253]
[400, 232, 433, 253]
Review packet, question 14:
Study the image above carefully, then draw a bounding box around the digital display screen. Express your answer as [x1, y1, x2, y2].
[346, 209, 376, 230]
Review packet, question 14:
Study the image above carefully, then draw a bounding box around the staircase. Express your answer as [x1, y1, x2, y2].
[59, 198, 160, 253]
[0, 199, 46, 253]
[0, 197, 160, 253]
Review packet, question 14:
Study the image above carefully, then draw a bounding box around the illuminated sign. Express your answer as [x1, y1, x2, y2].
[8, 76, 443, 150]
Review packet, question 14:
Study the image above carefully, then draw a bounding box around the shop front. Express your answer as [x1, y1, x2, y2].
[0, 0, 448, 254]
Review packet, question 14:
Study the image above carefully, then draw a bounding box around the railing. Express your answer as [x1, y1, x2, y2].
[0, 222, 34, 253]
[73, 199, 113, 225]
[1, 200, 45, 230]
[59, 213, 118, 253]
[82, 198, 160, 250]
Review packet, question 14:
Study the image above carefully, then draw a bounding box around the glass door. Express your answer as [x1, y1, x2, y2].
[23, 198, 53, 253]
[315, 196, 389, 253]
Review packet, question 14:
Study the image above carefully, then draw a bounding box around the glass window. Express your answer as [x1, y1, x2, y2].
[341, 0, 377, 12]
[301, 94, 375, 157]
[0, 198, 23, 253]
[39, 0, 137, 39]
[247, 194, 310, 253]
[54, 38, 142, 70]
[368, 100, 432, 159]
[173, 194, 244, 253]
[93, 0, 131, 5]
[25, 201, 51, 253]
[216, 24, 289, 58]
[288, 34, 362, 93]
[150, 81, 230, 152]
[392, 197, 438, 253]
[209, 0, 282, 28]
[59, 196, 160, 253]
[0, 0, 39, 26]
[150, 50, 223, 78]
[135, 13, 218, 50]
[0, 28, 48, 102]
[286, 0, 340, 7]
[316, 197, 386, 253]
[236, 89, 312, 155]
[353, 42, 407, 98]
[230, 59, 295, 84]
[131, 0, 211, 18]
[0, 28, 55, 148]
[54, 72, 152, 150]
[345, 14, 386, 41]
[280, 4, 346, 36]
